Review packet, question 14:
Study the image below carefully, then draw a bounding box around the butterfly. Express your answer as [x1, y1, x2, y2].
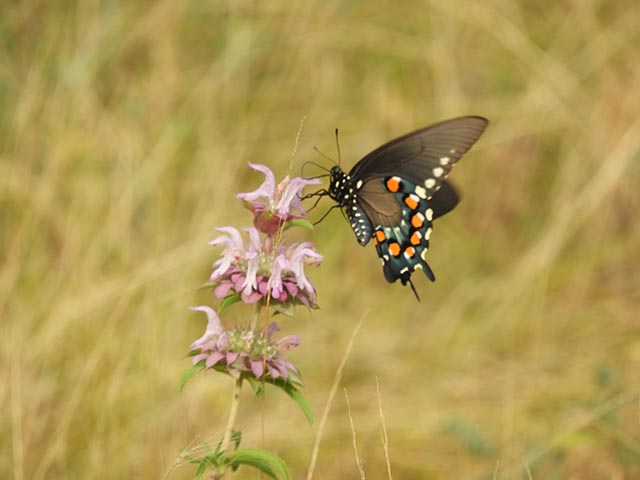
[320, 116, 488, 300]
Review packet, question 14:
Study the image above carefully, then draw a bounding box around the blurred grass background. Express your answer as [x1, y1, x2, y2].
[2, 1, 640, 479]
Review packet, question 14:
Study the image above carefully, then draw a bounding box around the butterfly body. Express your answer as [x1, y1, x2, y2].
[328, 167, 372, 245]
[325, 116, 488, 298]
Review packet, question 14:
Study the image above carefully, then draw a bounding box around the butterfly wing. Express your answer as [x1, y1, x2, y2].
[349, 116, 488, 198]
[357, 178, 459, 228]
[346, 116, 488, 298]
[356, 178, 403, 226]
[428, 180, 459, 219]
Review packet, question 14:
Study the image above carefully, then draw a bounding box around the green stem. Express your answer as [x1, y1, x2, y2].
[221, 377, 243, 452]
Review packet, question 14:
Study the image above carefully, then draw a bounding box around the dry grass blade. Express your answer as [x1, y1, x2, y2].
[307, 318, 364, 480]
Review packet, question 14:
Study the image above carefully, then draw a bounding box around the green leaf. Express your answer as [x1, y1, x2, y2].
[225, 448, 291, 480]
[272, 302, 295, 317]
[284, 219, 314, 231]
[202, 442, 215, 456]
[269, 379, 314, 425]
[187, 444, 223, 478]
[194, 460, 209, 478]
[244, 376, 313, 425]
[219, 293, 242, 312]
[231, 430, 242, 450]
[198, 282, 217, 290]
[179, 362, 205, 392]
[245, 376, 266, 396]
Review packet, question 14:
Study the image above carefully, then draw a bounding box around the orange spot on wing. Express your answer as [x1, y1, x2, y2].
[411, 213, 424, 228]
[388, 242, 401, 256]
[405, 246, 415, 257]
[375, 230, 386, 243]
[404, 195, 419, 210]
[385, 177, 400, 193]
[410, 231, 421, 245]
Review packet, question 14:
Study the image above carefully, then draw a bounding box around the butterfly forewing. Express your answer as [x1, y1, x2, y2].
[349, 116, 488, 197]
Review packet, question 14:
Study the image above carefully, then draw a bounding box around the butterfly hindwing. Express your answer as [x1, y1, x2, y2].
[370, 177, 436, 286]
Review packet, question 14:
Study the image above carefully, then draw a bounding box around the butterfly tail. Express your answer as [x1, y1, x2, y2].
[419, 260, 436, 282]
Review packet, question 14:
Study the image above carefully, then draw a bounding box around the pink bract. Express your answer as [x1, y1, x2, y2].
[237, 163, 320, 235]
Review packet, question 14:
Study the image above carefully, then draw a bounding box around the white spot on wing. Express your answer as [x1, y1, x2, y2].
[440, 156, 450, 165]
[356, 180, 363, 189]
[425, 227, 432, 239]
[426, 209, 433, 221]
[433, 167, 444, 178]
[425, 178, 436, 189]
[415, 186, 427, 198]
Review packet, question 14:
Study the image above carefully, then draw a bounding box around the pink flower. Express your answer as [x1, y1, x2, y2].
[190, 307, 301, 381]
[189, 306, 224, 351]
[209, 227, 322, 307]
[237, 163, 320, 235]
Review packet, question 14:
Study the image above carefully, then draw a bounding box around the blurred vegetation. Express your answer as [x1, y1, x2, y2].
[2, 1, 639, 479]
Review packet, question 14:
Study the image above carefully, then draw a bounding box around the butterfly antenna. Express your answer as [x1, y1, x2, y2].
[335, 128, 342, 166]
[313, 146, 338, 166]
[301, 160, 331, 178]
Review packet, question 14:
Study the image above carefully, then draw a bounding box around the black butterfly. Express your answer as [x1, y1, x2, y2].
[318, 116, 488, 300]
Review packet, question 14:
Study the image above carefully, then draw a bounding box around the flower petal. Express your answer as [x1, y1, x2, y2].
[268, 364, 280, 379]
[278, 334, 301, 351]
[205, 351, 225, 368]
[250, 359, 264, 378]
[266, 322, 281, 338]
[275, 176, 321, 216]
[191, 353, 209, 365]
[209, 227, 244, 279]
[236, 164, 276, 202]
[214, 281, 235, 299]
[226, 351, 240, 365]
[241, 289, 262, 304]
[276, 361, 290, 380]
[189, 306, 223, 350]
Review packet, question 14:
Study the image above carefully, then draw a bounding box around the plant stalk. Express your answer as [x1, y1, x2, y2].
[221, 377, 243, 452]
